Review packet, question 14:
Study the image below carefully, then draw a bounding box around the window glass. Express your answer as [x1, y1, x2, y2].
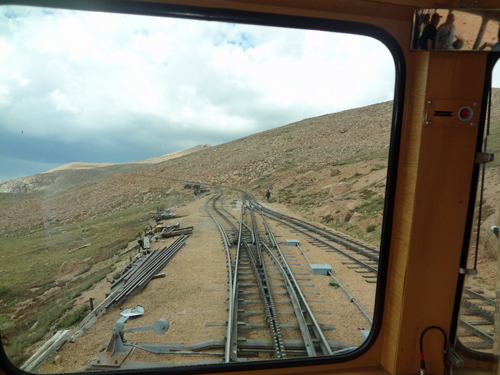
[0, 5, 396, 372]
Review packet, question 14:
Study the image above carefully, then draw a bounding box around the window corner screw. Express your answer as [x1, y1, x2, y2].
[428, 100, 433, 104]
[471, 122, 477, 127]
[425, 120, 431, 125]
[474, 102, 480, 107]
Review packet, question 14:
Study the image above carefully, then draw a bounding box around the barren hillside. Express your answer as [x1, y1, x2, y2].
[1, 92, 499, 238]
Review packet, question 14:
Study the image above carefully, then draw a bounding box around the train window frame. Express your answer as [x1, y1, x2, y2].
[450, 51, 499, 363]
[0, 0, 406, 374]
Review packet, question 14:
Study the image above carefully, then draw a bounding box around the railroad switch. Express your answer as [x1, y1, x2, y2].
[87, 316, 169, 370]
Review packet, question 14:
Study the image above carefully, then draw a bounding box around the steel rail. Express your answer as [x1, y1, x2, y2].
[107, 236, 188, 307]
[235, 187, 379, 262]
[206, 193, 231, 249]
[244, 201, 286, 359]
[221, 195, 255, 244]
[110, 252, 154, 289]
[459, 319, 494, 346]
[462, 299, 495, 323]
[463, 289, 495, 306]
[261, 242, 324, 356]
[245, 193, 379, 255]
[327, 271, 373, 324]
[226, 202, 244, 362]
[263, 213, 378, 275]
[124, 237, 186, 293]
[242, 241, 286, 359]
[212, 190, 238, 245]
[261, 215, 333, 356]
[204, 194, 234, 362]
[254, 203, 379, 262]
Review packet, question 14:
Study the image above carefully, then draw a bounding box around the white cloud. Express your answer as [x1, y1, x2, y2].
[0, 5, 397, 180]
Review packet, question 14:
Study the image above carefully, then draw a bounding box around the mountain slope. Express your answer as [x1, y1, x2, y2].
[0, 144, 211, 194]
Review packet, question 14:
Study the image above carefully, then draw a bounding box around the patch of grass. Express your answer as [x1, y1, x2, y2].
[75, 265, 92, 276]
[359, 189, 377, 200]
[0, 191, 45, 209]
[0, 286, 11, 299]
[67, 266, 115, 296]
[296, 189, 328, 206]
[113, 272, 121, 280]
[4, 264, 115, 366]
[276, 161, 298, 173]
[356, 197, 385, 217]
[340, 173, 364, 183]
[297, 163, 326, 173]
[55, 304, 90, 330]
[366, 225, 377, 233]
[0, 314, 13, 330]
[370, 164, 387, 172]
[5, 299, 75, 365]
[329, 282, 339, 289]
[322, 215, 334, 224]
[327, 219, 345, 230]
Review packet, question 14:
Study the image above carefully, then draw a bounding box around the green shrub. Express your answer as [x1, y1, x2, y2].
[322, 214, 334, 224]
[55, 304, 90, 330]
[366, 225, 377, 233]
[0, 286, 11, 298]
[329, 282, 339, 289]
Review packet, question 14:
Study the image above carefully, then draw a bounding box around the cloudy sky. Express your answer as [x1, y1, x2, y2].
[0, 6, 498, 182]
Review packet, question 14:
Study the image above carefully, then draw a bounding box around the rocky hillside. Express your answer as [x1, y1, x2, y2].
[1, 92, 499, 247]
[0, 144, 211, 194]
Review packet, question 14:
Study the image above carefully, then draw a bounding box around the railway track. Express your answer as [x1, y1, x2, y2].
[243, 192, 379, 280]
[141, 178, 382, 359]
[457, 288, 495, 351]
[204, 188, 347, 361]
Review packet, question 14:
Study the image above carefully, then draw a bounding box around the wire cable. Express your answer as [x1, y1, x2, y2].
[419, 326, 449, 375]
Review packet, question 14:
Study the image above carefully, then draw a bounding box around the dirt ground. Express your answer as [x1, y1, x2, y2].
[38, 194, 376, 373]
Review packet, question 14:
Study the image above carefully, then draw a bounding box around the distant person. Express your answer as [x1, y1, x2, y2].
[419, 13, 441, 50]
[266, 189, 271, 202]
[436, 13, 456, 50]
[480, 26, 500, 51]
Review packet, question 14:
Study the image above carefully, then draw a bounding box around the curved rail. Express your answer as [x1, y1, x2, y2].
[204, 194, 235, 362]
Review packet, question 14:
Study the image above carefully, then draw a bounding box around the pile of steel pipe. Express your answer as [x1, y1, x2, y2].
[160, 226, 175, 237]
[105, 235, 189, 308]
[110, 252, 154, 290]
[162, 226, 193, 237]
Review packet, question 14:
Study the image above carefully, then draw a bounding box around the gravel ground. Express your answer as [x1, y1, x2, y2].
[39, 194, 376, 373]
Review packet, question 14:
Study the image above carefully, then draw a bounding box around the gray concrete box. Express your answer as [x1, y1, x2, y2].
[285, 239, 300, 246]
[309, 264, 332, 275]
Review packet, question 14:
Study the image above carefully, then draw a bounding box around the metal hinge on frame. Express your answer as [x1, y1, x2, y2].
[475, 152, 494, 164]
[447, 347, 464, 369]
[459, 267, 478, 275]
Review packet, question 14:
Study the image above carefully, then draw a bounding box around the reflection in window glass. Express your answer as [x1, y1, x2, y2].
[478, 20, 500, 51]
[453, 10, 484, 50]
[453, 63, 499, 369]
[0, 5, 395, 372]
[411, 9, 500, 51]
